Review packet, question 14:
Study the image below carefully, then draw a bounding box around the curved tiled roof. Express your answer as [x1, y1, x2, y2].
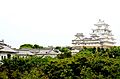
[0, 45, 17, 53]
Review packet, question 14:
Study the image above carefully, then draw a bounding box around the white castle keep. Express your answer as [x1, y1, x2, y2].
[72, 19, 115, 48]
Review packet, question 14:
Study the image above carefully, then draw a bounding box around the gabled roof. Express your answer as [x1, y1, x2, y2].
[17, 50, 34, 55]
[30, 49, 40, 53]
[36, 50, 52, 55]
[0, 45, 17, 53]
[17, 49, 61, 56]
[36, 49, 61, 55]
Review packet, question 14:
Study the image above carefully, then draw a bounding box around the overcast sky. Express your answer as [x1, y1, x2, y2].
[0, 0, 120, 48]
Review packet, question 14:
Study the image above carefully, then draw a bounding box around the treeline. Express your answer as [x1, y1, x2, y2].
[0, 46, 120, 79]
[20, 44, 43, 49]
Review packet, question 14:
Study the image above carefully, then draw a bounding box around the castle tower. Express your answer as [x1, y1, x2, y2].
[91, 19, 115, 47]
[72, 19, 115, 48]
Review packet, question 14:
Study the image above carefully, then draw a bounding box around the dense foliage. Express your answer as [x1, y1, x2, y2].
[1, 46, 120, 79]
[20, 44, 43, 49]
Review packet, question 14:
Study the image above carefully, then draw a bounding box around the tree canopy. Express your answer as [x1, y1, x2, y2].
[1, 46, 120, 79]
[20, 44, 43, 49]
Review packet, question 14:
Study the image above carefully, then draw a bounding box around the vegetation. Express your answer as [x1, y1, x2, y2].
[1, 46, 120, 79]
[57, 47, 72, 59]
[20, 44, 43, 49]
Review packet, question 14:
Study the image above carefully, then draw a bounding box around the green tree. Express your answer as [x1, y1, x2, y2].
[20, 44, 33, 49]
[57, 47, 72, 59]
[55, 46, 61, 50]
[1, 46, 120, 79]
[20, 44, 43, 49]
[33, 44, 43, 49]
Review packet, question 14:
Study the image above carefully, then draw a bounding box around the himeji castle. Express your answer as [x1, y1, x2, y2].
[72, 19, 115, 49]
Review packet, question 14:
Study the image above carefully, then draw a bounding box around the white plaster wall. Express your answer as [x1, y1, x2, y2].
[0, 53, 7, 61]
[36, 54, 57, 58]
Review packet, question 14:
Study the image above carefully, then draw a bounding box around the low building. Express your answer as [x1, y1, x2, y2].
[71, 49, 80, 55]
[0, 40, 18, 61]
[17, 49, 34, 58]
[36, 49, 61, 58]
[17, 48, 61, 58]
[0, 41, 61, 61]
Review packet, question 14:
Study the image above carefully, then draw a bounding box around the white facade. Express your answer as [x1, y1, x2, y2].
[72, 19, 115, 48]
[71, 49, 80, 55]
[0, 53, 15, 60]
[36, 49, 60, 58]
[0, 40, 17, 61]
[0, 53, 7, 60]
[0, 39, 62, 61]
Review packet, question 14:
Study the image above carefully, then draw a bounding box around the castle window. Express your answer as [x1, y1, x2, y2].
[4, 56, 6, 59]
[1, 56, 3, 60]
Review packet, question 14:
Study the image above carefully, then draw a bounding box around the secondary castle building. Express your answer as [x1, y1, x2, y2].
[72, 19, 115, 49]
[0, 40, 61, 61]
[0, 40, 17, 60]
